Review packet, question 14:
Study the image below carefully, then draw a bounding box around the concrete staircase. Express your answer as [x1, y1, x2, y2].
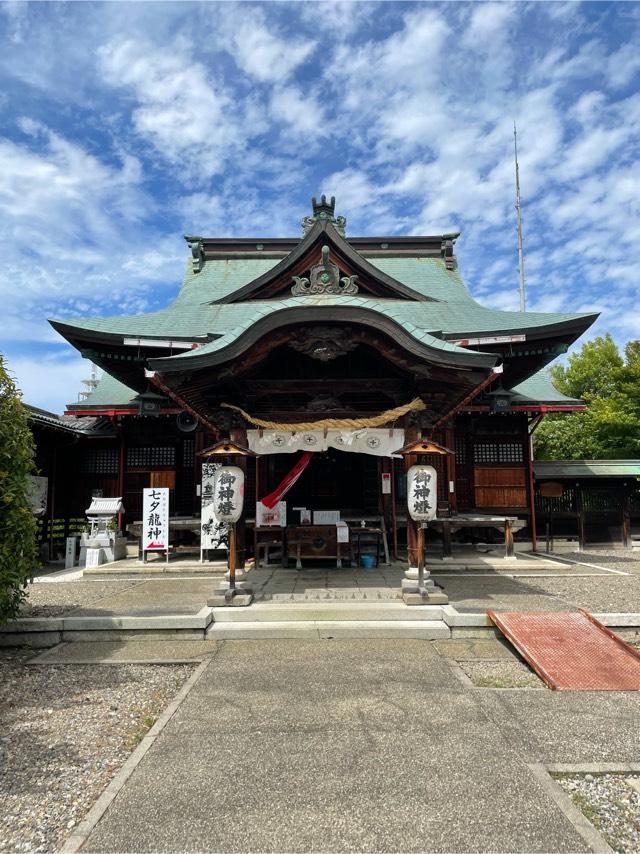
[206, 601, 451, 640]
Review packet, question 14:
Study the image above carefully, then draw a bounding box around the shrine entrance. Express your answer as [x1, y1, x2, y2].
[252, 446, 393, 570]
[265, 448, 379, 515]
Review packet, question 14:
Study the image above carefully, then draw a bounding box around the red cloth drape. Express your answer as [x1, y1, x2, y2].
[261, 452, 313, 508]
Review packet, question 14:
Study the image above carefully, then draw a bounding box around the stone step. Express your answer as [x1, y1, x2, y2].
[206, 620, 450, 640]
[212, 602, 445, 623]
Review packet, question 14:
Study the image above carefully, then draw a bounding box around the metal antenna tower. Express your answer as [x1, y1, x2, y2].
[78, 362, 99, 402]
[514, 121, 526, 312]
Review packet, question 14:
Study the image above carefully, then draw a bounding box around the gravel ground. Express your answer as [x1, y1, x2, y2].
[19, 580, 144, 618]
[556, 773, 640, 852]
[458, 657, 544, 688]
[0, 648, 194, 853]
[561, 549, 640, 575]
[518, 574, 640, 613]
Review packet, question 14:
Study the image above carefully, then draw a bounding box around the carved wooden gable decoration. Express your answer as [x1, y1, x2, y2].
[291, 245, 358, 296]
[215, 197, 437, 304]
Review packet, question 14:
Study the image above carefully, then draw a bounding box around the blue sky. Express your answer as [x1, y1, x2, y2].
[1, 1, 639, 412]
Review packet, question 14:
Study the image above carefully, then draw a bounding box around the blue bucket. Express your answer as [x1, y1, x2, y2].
[360, 554, 376, 570]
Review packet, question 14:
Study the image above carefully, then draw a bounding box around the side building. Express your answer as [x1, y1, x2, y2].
[49, 197, 596, 560]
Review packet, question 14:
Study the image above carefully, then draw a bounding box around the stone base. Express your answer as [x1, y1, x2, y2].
[402, 566, 436, 594]
[403, 590, 449, 606]
[207, 591, 254, 607]
[401, 578, 436, 593]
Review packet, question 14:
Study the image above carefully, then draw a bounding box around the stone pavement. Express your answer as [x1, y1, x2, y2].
[75, 637, 636, 853]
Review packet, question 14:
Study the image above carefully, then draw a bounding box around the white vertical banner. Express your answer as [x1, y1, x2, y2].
[201, 462, 227, 560]
[142, 487, 169, 554]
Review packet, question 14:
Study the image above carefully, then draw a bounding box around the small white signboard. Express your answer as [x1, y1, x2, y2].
[313, 510, 341, 524]
[142, 487, 169, 559]
[256, 501, 287, 527]
[336, 522, 350, 543]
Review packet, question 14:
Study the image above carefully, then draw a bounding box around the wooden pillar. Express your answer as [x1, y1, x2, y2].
[576, 484, 585, 552]
[117, 426, 125, 533]
[527, 432, 538, 552]
[622, 483, 632, 550]
[390, 458, 398, 561]
[48, 446, 57, 561]
[230, 428, 247, 569]
[404, 426, 419, 567]
[445, 425, 457, 513]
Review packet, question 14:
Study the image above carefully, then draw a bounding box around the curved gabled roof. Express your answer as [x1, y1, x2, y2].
[148, 303, 499, 374]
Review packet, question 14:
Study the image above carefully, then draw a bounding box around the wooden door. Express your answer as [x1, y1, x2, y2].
[474, 466, 527, 508]
[150, 471, 176, 489]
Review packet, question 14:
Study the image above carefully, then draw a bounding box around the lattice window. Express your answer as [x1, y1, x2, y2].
[474, 442, 524, 464]
[455, 435, 467, 464]
[182, 439, 195, 469]
[126, 446, 175, 468]
[79, 448, 119, 475]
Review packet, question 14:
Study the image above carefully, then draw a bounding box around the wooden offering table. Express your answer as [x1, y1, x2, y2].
[286, 525, 351, 569]
[429, 515, 526, 559]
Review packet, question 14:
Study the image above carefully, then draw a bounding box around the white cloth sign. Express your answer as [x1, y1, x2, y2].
[142, 487, 169, 551]
[201, 463, 227, 552]
[247, 428, 404, 457]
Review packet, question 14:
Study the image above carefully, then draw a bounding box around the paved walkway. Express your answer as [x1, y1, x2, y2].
[76, 637, 640, 852]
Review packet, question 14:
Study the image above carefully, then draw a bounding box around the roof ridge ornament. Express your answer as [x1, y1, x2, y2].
[184, 235, 205, 273]
[301, 195, 347, 236]
[291, 245, 359, 296]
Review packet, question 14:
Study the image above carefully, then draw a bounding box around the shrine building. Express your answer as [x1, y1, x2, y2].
[49, 196, 597, 565]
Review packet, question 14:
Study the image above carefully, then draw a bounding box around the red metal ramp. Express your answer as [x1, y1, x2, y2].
[486, 609, 640, 691]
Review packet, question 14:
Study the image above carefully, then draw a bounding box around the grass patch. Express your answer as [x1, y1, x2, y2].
[570, 791, 602, 827]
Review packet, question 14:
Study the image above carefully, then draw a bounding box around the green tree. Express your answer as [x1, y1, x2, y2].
[535, 335, 640, 460]
[549, 333, 622, 399]
[0, 355, 38, 621]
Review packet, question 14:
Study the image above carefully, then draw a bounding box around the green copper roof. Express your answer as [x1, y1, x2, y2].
[72, 372, 138, 408]
[52, 258, 595, 344]
[507, 372, 584, 405]
[534, 460, 640, 478]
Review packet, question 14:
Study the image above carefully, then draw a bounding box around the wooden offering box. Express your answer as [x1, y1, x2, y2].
[286, 525, 350, 568]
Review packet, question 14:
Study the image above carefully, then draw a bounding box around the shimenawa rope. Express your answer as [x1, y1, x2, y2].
[220, 397, 425, 432]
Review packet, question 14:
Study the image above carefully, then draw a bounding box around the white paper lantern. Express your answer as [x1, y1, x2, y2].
[212, 466, 245, 523]
[407, 465, 437, 521]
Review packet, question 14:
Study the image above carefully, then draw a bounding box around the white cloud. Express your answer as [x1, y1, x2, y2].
[98, 38, 245, 179]
[8, 351, 89, 414]
[221, 9, 315, 83]
[269, 85, 327, 136]
[464, 2, 516, 43]
[606, 41, 640, 89]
